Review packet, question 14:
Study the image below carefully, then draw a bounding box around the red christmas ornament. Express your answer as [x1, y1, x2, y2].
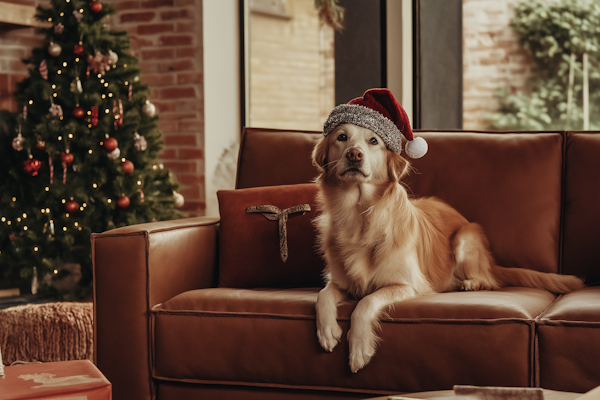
[23, 158, 42, 176]
[122, 160, 134, 174]
[117, 195, 130, 209]
[89, 1, 102, 13]
[61, 152, 74, 165]
[90, 106, 99, 127]
[72, 107, 85, 118]
[74, 43, 84, 55]
[104, 137, 118, 152]
[64, 200, 79, 213]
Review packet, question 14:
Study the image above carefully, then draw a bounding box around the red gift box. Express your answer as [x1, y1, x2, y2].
[0, 360, 111, 400]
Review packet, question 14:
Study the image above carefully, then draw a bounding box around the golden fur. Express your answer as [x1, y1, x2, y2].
[312, 123, 584, 373]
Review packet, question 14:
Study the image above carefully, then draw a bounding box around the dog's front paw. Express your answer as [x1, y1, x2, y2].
[317, 322, 342, 352]
[348, 327, 376, 373]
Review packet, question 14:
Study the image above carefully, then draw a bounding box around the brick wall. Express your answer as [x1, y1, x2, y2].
[462, 0, 535, 130]
[104, 0, 205, 215]
[0, 1, 43, 112]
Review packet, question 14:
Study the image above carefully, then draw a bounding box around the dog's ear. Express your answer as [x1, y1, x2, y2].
[387, 151, 410, 182]
[312, 136, 329, 172]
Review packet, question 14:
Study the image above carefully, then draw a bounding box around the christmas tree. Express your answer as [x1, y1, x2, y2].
[0, 0, 182, 301]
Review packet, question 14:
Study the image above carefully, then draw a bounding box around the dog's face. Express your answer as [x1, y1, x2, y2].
[312, 123, 409, 185]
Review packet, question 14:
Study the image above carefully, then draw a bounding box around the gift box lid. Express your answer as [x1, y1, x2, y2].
[0, 360, 111, 400]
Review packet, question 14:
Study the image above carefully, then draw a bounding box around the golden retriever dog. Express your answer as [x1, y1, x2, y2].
[311, 122, 585, 373]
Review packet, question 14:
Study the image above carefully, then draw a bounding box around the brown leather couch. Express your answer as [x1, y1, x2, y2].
[92, 128, 600, 400]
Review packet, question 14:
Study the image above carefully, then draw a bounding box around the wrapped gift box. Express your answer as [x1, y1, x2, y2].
[0, 360, 111, 400]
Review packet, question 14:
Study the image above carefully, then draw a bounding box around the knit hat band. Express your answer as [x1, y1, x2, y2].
[323, 104, 403, 153]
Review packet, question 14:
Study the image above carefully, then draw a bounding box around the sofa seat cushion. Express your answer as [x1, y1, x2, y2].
[152, 287, 556, 394]
[536, 286, 600, 393]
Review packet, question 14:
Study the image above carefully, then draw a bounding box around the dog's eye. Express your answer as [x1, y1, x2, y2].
[369, 137, 378, 145]
[337, 133, 347, 142]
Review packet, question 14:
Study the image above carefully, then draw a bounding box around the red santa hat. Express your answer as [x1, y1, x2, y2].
[323, 88, 427, 159]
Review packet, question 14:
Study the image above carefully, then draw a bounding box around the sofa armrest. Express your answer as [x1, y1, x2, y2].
[91, 216, 219, 400]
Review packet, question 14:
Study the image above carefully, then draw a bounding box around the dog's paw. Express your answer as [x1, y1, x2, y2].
[461, 279, 483, 291]
[317, 322, 342, 352]
[348, 328, 376, 373]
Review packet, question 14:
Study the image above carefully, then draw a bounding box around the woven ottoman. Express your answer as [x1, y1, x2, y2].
[0, 302, 93, 364]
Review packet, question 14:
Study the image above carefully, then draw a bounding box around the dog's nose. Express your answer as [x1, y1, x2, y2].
[346, 148, 363, 162]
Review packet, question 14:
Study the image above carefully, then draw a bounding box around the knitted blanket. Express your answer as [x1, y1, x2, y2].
[0, 302, 93, 365]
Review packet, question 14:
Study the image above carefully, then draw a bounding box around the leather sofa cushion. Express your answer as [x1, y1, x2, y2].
[236, 128, 321, 189]
[536, 286, 600, 393]
[234, 130, 564, 276]
[217, 183, 324, 288]
[152, 287, 557, 394]
[562, 133, 600, 284]
[406, 132, 563, 274]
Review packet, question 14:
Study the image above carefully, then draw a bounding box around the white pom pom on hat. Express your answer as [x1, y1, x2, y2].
[323, 88, 427, 159]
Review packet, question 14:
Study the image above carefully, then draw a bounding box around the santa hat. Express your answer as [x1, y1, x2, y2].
[323, 88, 428, 159]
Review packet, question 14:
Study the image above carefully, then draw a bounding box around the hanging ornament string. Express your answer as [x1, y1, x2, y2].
[62, 160, 67, 184]
[128, 83, 132, 100]
[23, 105, 27, 121]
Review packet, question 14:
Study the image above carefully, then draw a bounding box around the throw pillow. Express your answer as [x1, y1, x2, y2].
[217, 183, 325, 288]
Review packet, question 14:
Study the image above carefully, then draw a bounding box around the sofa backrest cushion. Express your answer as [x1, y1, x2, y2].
[405, 131, 563, 274]
[217, 183, 324, 288]
[236, 127, 321, 189]
[235, 129, 565, 275]
[562, 133, 600, 284]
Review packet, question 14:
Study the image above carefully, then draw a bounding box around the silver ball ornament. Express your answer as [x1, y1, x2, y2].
[173, 191, 185, 208]
[48, 42, 62, 57]
[12, 133, 24, 151]
[107, 147, 121, 160]
[142, 100, 156, 117]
